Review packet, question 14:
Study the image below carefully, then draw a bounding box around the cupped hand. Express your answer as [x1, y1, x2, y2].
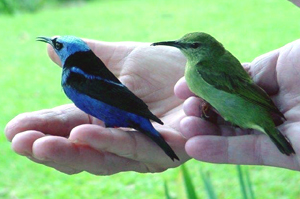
[175, 39, 300, 170]
[5, 40, 190, 175]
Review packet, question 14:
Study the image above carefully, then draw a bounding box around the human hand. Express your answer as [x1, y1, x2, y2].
[174, 39, 300, 170]
[289, 0, 300, 7]
[5, 40, 190, 175]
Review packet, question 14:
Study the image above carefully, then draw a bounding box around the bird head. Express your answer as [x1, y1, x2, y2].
[151, 32, 225, 62]
[36, 36, 90, 66]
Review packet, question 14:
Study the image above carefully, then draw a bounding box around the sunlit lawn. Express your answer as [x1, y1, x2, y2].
[1, 0, 300, 198]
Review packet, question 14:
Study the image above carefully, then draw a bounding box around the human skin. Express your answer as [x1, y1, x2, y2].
[289, 0, 300, 7]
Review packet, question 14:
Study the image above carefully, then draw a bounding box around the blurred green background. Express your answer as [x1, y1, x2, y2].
[1, 0, 300, 198]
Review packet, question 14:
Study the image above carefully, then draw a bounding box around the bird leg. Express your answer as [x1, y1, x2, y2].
[200, 102, 238, 126]
[200, 101, 218, 124]
[200, 101, 211, 119]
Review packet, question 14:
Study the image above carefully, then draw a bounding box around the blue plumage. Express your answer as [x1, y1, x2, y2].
[37, 36, 179, 161]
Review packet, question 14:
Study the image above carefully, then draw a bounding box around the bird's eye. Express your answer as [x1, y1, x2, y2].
[190, 43, 202, 49]
[54, 42, 63, 50]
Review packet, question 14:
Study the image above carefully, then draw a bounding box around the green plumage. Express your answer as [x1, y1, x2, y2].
[152, 32, 294, 155]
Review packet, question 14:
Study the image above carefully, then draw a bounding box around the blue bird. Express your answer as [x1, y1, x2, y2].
[37, 36, 179, 161]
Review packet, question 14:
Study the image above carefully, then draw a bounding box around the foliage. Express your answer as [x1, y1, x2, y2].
[237, 165, 255, 199]
[200, 168, 217, 199]
[164, 165, 255, 199]
[182, 164, 198, 199]
[0, 0, 45, 14]
[0, 0, 93, 14]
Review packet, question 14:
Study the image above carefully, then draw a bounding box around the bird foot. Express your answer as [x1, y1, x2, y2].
[199, 101, 219, 124]
[200, 101, 211, 120]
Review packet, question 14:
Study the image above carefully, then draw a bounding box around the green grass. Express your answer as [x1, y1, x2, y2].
[1, 0, 300, 198]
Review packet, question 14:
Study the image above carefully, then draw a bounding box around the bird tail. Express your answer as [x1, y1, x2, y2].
[135, 125, 179, 161]
[266, 128, 295, 156]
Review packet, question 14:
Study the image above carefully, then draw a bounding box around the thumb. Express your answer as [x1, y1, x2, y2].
[174, 77, 195, 100]
[246, 48, 280, 94]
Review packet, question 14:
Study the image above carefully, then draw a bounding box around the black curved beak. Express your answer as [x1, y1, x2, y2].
[36, 36, 53, 46]
[151, 40, 184, 49]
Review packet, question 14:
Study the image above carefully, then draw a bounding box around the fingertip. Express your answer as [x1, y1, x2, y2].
[5, 113, 33, 141]
[4, 119, 17, 142]
[242, 62, 251, 72]
[174, 77, 194, 99]
[180, 117, 198, 139]
[183, 96, 203, 117]
[69, 124, 108, 145]
[11, 131, 45, 156]
[180, 116, 219, 139]
[32, 136, 76, 162]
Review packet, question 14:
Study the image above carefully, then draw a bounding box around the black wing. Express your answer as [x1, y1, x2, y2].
[64, 51, 163, 124]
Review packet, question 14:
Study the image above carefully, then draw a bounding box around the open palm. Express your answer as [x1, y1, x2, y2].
[5, 40, 190, 175]
[175, 39, 300, 170]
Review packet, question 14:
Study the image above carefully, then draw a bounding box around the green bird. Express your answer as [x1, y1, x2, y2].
[152, 32, 295, 155]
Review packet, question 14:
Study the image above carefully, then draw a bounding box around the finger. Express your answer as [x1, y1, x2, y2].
[26, 136, 83, 174]
[31, 135, 150, 175]
[174, 77, 195, 100]
[4, 104, 94, 141]
[31, 136, 94, 174]
[11, 131, 45, 156]
[185, 134, 299, 170]
[10, 130, 81, 174]
[247, 48, 280, 94]
[276, 40, 300, 96]
[241, 63, 251, 71]
[68, 124, 186, 166]
[183, 96, 203, 117]
[289, 0, 300, 7]
[180, 116, 220, 139]
[26, 155, 81, 175]
[69, 125, 137, 158]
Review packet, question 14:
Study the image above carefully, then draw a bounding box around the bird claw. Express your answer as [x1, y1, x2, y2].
[199, 101, 219, 124]
[200, 102, 211, 120]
